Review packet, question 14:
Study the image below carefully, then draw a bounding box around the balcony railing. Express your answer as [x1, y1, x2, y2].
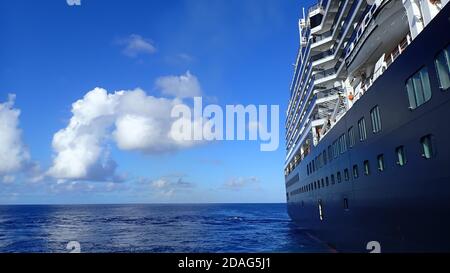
[352, 33, 411, 104]
[311, 29, 333, 45]
[308, 0, 330, 16]
[310, 48, 334, 62]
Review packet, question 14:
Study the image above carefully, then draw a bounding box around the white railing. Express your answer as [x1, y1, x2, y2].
[351, 33, 411, 105]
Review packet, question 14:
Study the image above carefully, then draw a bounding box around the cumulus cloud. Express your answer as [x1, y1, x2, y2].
[118, 34, 156, 58]
[156, 71, 202, 98]
[0, 94, 30, 176]
[47, 88, 120, 181]
[146, 175, 194, 197]
[48, 84, 205, 181]
[223, 176, 260, 190]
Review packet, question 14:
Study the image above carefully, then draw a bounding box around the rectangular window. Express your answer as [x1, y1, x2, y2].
[370, 106, 382, 133]
[331, 174, 335, 185]
[325, 177, 329, 187]
[353, 164, 359, 179]
[406, 67, 432, 109]
[337, 171, 342, 183]
[364, 160, 370, 175]
[328, 145, 333, 162]
[358, 118, 367, 141]
[333, 140, 339, 159]
[344, 198, 349, 210]
[323, 150, 327, 165]
[396, 146, 407, 166]
[344, 169, 349, 181]
[339, 134, 347, 154]
[377, 154, 385, 172]
[332, 141, 336, 158]
[348, 126, 356, 148]
[435, 45, 450, 90]
[421, 134, 434, 159]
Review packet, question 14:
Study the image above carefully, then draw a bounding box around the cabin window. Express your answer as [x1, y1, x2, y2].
[364, 160, 370, 175]
[323, 150, 327, 165]
[333, 140, 339, 158]
[348, 126, 356, 147]
[339, 133, 347, 153]
[358, 117, 367, 141]
[331, 174, 335, 185]
[344, 169, 349, 181]
[377, 154, 385, 172]
[337, 171, 342, 183]
[420, 134, 434, 159]
[318, 200, 324, 221]
[396, 146, 407, 166]
[344, 198, 349, 210]
[435, 45, 450, 90]
[370, 106, 382, 133]
[325, 177, 329, 187]
[328, 145, 333, 162]
[406, 67, 432, 109]
[321, 179, 324, 188]
[353, 164, 359, 179]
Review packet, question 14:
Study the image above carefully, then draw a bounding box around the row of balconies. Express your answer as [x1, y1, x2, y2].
[286, 0, 370, 157]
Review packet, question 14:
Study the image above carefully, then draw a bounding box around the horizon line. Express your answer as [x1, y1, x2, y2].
[0, 202, 286, 206]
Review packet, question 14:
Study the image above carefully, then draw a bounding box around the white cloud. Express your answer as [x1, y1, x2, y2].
[48, 85, 204, 181]
[146, 175, 194, 197]
[223, 176, 260, 190]
[2, 175, 15, 184]
[112, 90, 189, 153]
[177, 53, 194, 62]
[47, 88, 119, 181]
[151, 178, 169, 189]
[155, 71, 202, 98]
[119, 34, 156, 58]
[0, 94, 30, 176]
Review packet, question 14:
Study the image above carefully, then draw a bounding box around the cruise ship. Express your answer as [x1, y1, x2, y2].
[284, 0, 450, 252]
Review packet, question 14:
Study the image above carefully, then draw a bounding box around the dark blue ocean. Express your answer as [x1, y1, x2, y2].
[0, 203, 330, 253]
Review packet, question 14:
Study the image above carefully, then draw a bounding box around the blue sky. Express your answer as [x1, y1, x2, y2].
[0, 0, 313, 204]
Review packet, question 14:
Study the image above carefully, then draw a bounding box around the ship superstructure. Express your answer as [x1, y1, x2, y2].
[285, 0, 448, 175]
[284, 0, 450, 252]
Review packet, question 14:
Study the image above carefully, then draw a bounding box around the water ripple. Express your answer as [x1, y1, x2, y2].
[0, 204, 330, 253]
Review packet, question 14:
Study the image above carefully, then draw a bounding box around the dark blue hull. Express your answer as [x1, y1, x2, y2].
[285, 4, 450, 252]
